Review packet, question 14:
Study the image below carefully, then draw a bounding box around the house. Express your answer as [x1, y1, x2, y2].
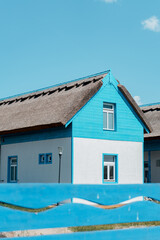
[141, 103, 160, 183]
[0, 70, 152, 184]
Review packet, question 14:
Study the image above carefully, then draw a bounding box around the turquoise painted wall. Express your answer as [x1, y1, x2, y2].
[72, 72, 144, 142]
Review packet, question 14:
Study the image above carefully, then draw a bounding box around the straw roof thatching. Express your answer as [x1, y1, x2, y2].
[0, 71, 151, 135]
[0, 73, 106, 134]
[118, 84, 152, 133]
[141, 103, 160, 139]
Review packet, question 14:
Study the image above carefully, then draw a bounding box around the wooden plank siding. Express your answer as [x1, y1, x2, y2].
[0, 184, 159, 239]
[72, 73, 144, 142]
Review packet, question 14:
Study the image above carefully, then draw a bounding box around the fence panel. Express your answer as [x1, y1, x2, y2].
[0, 184, 159, 239]
[5, 226, 160, 240]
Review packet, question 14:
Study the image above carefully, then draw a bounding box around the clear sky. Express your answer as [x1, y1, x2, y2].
[0, 0, 160, 105]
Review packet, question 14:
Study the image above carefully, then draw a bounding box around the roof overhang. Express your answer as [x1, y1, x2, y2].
[118, 84, 152, 133]
[0, 122, 63, 136]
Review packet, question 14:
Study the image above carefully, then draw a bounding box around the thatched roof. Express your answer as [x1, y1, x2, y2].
[118, 84, 152, 133]
[0, 71, 151, 135]
[141, 103, 160, 139]
[0, 72, 106, 134]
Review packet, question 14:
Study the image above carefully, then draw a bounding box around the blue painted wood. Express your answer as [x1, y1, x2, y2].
[0, 184, 159, 232]
[0, 184, 159, 208]
[2, 226, 160, 240]
[0, 200, 160, 232]
[72, 73, 144, 142]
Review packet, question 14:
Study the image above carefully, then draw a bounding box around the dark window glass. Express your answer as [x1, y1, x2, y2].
[110, 166, 114, 179]
[104, 166, 108, 180]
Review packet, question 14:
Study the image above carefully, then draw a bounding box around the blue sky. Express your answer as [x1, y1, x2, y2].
[0, 0, 160, 105]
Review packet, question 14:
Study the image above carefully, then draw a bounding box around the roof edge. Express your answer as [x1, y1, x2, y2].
[144, 136, 160, 141]
[140, 102, 160, 107]
[0, 122, 64, 136]
[118, 84, 152, 133]
[64, 80, 103, 127]
[0, 70, 110, 102]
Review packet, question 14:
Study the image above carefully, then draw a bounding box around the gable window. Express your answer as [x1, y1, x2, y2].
[39, 153, 52, 164]
[103, 103, 115, 130]
[103, 155, 117, 183]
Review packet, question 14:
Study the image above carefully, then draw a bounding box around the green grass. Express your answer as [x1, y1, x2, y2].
[0, 201, 56, 213]
[70, 221, 160, 232]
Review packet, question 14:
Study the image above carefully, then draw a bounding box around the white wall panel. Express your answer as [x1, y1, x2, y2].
[73, 138, 143, 184]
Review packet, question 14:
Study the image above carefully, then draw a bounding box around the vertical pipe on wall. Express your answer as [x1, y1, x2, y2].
[58, 154, 61, 183]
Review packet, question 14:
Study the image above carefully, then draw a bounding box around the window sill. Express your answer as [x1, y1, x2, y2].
[103, 128, 116, 132]
[103, 181, 118, 184]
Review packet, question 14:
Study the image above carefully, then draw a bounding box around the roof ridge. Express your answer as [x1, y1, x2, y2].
[0, 70, 109, 102]
[140, 102, 160, 107]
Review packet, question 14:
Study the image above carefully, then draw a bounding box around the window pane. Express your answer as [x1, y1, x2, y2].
[46, 154, 52, 163]
[103, 112, 107, 129]
[145, 170, 148, 179]
[40, 154, 45, 163]
[103, 103, 113, 109]
[156, 160, 160, 167]
[144, 162, 148, 168]
[109, 166, 114, 180]
[108, 112, 114, 129]
[104, 155, 115, 163]
[11, 158, 17, 165]
[104, 166, 108, 180]
[15, 166, 17, 181]
[11, 167, 14, 181]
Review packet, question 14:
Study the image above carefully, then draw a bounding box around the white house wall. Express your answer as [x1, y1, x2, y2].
[73, 137, 143, 184]
[1, 138, 71, 183]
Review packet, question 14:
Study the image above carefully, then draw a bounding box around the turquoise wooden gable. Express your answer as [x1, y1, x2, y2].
[70, 72, 144, 142]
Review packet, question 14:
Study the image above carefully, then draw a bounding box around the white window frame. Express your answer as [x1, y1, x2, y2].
[104, 155, 115, 182]
[103, 103, 115, 130]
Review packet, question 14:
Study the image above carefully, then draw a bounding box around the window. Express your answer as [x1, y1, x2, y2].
[39, 153, 52, 164]
[103, 103, 115, 130]
[8, 156, 18, 183]
[144, 160, 149, 183]
[46, 154, 52, 164]
[39, 154, 45, 164]
[156, 160, 160, 167]
[103, 155, 117, 183]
